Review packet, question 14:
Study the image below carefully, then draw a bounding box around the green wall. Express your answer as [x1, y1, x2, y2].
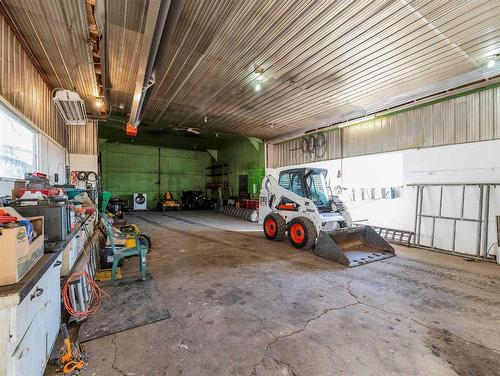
[100, 142, 211, 208]
[216, 137, 265, 198]
[100, 136, 265, 206]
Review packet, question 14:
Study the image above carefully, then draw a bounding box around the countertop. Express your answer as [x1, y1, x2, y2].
[0, 253, 59, 305]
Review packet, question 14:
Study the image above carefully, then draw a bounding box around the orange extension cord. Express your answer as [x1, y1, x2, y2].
[62, 271, 107, 318]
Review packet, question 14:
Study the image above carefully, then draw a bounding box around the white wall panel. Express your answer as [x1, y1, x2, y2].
[69, 154, 98, 173]
[38, 134, 66, 183]
[404, 140, 500, 184]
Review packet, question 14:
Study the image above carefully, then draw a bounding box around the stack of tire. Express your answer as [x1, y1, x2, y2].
[215, 205, 255, 222]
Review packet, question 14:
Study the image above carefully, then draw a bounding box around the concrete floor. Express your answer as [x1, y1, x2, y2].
[81, 211, 499, 376]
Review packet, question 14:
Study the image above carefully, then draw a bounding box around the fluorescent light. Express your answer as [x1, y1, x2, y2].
[487, 59, 496, 68]
[253, 72, 265, 81]
[252, 67, 265, 81]
[255, 83, 262, 92]
[338, 115, 375, 128]
[52, 89, 87, 126]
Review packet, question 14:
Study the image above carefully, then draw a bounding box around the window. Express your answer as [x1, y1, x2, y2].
[279, 171, 304, 197]
[305, 171, 329, 208]
[0, 103, 37, 179]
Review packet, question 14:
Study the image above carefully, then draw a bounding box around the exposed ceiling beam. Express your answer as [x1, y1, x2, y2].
[128, 0, 167, 127]
[137, 0, 185, 125]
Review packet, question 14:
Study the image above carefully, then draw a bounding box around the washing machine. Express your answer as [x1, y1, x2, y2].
[133, 193, 147, 210]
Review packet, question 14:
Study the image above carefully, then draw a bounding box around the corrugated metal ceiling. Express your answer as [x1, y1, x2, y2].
[140, 0, 500, 139]
[3, 0, 101, 117]
[4, 0, 500, 140]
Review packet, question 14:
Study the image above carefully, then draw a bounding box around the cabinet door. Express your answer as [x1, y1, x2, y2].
[11, 313, 45, 376]
[42, 254, 62, 359]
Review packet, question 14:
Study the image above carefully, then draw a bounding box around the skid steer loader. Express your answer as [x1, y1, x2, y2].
[258, 168, 395, 267]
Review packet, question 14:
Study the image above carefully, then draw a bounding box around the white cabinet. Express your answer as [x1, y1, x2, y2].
[11, 313, 44, 376]
[42, 256, 62, 360]
[0, 254, 62, 376]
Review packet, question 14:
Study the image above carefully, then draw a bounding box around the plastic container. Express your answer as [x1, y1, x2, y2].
[64, 188, 85, 199]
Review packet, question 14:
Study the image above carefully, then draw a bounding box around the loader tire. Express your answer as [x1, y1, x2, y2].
[263, 213, 286, 241]
[288, 217, 316, 250]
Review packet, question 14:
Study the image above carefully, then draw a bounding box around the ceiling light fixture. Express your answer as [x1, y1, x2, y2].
[255, 83, 262, 92]
[204, 116, 208, 123]
[253, 72, 265, 81]
[52, 89, 87, 126]
[253, 67, 265, 81]
[487, 59, 496, 68]
[95, 98, 103, 108]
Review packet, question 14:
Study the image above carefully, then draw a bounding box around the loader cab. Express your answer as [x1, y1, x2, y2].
[278, 168, 331, 212]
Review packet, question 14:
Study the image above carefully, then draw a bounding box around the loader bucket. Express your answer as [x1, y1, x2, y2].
[313, 226, 395, 267]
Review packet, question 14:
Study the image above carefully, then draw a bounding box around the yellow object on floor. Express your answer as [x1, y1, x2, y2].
[96, 268, 122, 281]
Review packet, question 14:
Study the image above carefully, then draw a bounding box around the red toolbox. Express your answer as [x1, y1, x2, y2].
[241, 199, 259, 210]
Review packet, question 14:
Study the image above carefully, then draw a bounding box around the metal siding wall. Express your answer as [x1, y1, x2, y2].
[467, 93, 480, 142]
[269, 86, 500, 168]
[68, 120, 98, 155]
[0, 13, 66, 147]
[101, 142, 212, 208]
[454, 96, 467, 143]
[216, 137, 265, 195]
[268, 130, 341, 168]
[480, 90, 493, 141]
[495, 88, 500, 139]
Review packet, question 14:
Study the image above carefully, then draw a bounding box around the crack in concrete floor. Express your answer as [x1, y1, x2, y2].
[111, 335, 129, 376]
[247, 280, 360, 376]
[245, 276, 500, 376]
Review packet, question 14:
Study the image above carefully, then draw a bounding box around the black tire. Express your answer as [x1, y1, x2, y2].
[138, 233, 152, 251]
[263, 213, 286, 241]
[287, 217, 316, 250]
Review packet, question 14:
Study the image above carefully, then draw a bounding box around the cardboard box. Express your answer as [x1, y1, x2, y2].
[0, 216, 45, 286]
